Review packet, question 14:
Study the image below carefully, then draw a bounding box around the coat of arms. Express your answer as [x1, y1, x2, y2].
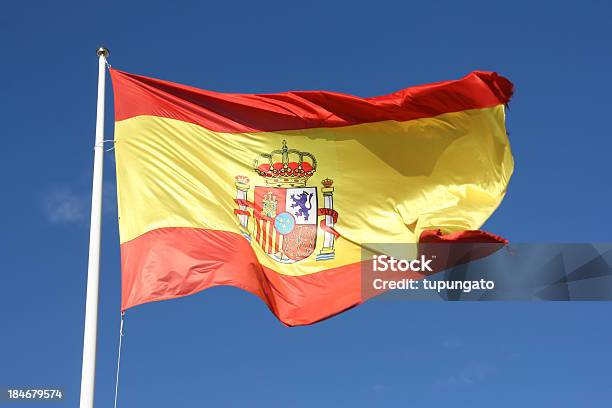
[234, 140, 339, 264]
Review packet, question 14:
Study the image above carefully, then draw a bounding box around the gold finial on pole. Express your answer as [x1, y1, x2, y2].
[96, 47, 110, 58]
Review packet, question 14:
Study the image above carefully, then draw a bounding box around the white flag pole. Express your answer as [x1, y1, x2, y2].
[80, 46, 109, 408]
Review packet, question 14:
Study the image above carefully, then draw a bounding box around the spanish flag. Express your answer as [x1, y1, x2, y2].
[110, 69, 513, 326]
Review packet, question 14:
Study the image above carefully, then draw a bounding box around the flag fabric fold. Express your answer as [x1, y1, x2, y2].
[110, 69, 513, 326]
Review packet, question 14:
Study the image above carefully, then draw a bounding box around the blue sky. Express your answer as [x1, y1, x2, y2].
[1, 0, 611, 406]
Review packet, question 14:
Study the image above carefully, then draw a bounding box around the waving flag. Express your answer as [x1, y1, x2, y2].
[110, 69, 514, 326]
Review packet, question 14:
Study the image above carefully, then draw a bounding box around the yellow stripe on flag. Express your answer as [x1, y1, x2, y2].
[114, 105, 512, 276]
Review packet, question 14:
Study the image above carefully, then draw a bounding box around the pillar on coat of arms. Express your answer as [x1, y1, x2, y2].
[234, 175, 251, 239]
[317, 178, 336, 261]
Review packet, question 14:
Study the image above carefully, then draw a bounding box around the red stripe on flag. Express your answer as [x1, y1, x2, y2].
[120, 227, 507, 326]
[110, 69, 513, 133]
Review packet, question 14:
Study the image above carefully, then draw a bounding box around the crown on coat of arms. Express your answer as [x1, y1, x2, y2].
[321, 178, 334, 188]
[253, 140, 317, 187]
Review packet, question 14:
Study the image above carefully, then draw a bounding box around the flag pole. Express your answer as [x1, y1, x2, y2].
[80, 46, 109, 408]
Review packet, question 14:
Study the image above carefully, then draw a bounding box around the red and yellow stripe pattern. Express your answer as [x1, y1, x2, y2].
[110, 69, 514, 326]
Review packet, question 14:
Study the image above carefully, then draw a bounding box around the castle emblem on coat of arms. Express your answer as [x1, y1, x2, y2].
[234, 140, 339, 264]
